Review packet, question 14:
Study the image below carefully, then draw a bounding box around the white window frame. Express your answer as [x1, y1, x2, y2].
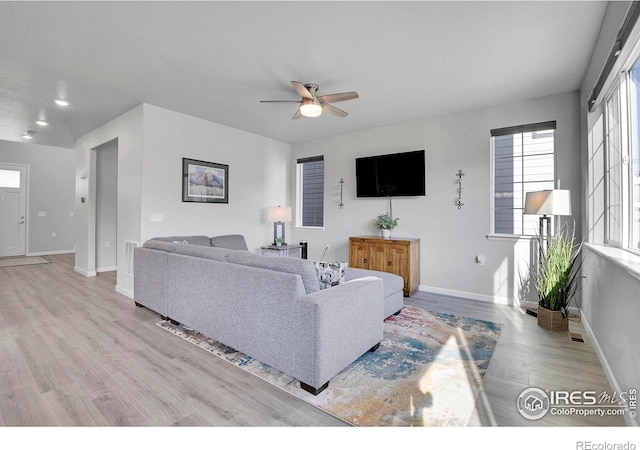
[597, 56, 640, 255]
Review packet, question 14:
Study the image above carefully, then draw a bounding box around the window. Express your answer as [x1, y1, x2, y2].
[0, 169, 20, 188]
[589, 51, 640, 254]
[296, 156, 324, 228]
[605, 81, 625, 246]
[491, 121, 556, 236]
[628, 58, 640, 252]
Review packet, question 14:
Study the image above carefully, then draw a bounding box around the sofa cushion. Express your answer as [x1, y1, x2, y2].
[210, 234, 248, 251]
[150, 235, 212, 247]
[173, 244, 234, 262]
[314, 261, 348, 290]
[143, 240, 179, 253]
[345, 267, 404, 298]
[226, 251, 320, 293]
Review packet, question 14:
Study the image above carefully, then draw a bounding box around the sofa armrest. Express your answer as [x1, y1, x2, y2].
[295, 276, 384, 388]
[133, 247, 169, 317]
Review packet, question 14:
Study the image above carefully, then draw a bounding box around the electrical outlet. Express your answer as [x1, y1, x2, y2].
[51, 232, 56, 238]
[105, 241, 110, 248]
[325, 243, 330, 250]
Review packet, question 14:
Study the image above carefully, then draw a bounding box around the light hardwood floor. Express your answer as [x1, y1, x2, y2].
[0, 254, 626, 427]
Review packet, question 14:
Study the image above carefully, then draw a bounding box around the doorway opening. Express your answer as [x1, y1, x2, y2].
[93, 139, 118, 285]
[0, 163, 28, 257]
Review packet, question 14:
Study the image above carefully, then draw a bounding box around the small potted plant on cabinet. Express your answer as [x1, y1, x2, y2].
[534, 222, 582, 331]
[374, 212, 398, 238]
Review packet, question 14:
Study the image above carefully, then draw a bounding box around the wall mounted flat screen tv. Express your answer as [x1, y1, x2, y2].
[356, 150, 426, 197]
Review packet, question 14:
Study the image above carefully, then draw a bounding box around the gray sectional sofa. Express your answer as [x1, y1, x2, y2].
[133, 234, 404, 395]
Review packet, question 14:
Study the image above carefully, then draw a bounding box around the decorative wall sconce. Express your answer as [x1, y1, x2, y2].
[455, 170, 465, 209]
[339, 178, 345, 208]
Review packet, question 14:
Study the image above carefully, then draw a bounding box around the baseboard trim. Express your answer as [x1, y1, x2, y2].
[115, 284, 134, 299]
[74, 266, 96, 277]
[418, 285, 514, 305]
[27, 250, 74, 256]
[580, 309, 638, 427]
[96, 266, 117, 273]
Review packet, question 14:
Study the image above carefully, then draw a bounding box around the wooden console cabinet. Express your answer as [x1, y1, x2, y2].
[349, 236, 420, 297]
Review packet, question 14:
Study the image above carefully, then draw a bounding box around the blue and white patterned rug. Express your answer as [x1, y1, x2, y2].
[157, 305, 502, 426]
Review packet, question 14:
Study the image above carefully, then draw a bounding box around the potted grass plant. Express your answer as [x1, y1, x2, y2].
[534, 221, 583, 331]
[374, 212, 398, 238]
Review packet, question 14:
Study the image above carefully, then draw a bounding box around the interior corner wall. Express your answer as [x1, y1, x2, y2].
[139, 104, 291, 252]
[0, 140, 75, 254]
[75, 104, 144, 298]
[290, 91, 582, 305]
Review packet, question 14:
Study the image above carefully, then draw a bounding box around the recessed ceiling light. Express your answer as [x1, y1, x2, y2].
[22, 130, 36, 139]
[35, 120, 49, 126]
[54, 99, 69, 107]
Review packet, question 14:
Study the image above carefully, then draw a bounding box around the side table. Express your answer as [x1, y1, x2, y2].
[260, 244, 303, 258]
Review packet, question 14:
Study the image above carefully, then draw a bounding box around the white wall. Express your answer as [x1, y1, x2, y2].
[579, 1, 639, 426]
[139, 105, 291, 252]
[581, 245, 640, 427]
[75, 104, 144, 297]
[0, 140, 75, 255]
[291, 91, 582, 305]
[76, 103, 291, 297]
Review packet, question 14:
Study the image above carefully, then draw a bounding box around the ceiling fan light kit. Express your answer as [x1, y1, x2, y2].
[300, 99, 323, 117]
[261, 81, 359, 119]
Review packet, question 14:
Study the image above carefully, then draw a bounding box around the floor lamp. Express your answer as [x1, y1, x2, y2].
[523, 189, 572, 316]
[524, 189, 572, 249]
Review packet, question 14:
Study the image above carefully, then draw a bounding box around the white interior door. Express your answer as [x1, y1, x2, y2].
[0, 164, 27, 257]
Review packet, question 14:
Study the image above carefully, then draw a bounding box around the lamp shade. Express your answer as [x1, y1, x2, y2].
[524, 189, 572, 216]
[267, 206, 292, 222]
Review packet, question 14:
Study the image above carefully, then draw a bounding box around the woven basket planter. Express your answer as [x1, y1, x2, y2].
[537, 306, 568, 331]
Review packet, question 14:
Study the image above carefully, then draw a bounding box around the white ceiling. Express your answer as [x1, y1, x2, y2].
[0, 1, 608, 149]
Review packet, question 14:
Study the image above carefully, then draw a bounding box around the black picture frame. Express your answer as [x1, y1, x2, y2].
[182, 158, 229, 203]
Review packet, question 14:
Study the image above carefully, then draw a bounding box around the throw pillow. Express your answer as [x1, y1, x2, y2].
[314, 261, 348, 290]
[173, 240, 189, 245]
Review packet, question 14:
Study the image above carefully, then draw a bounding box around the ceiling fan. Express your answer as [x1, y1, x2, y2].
[260, 81, 359, 119]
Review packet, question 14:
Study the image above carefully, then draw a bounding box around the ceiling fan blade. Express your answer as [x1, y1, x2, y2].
[322, 103, 348, 118]
[318, 91, 359, 103]
[259, 100, 302, 103]
[292, 108, 303, 120]
[291, 81, 314, 99]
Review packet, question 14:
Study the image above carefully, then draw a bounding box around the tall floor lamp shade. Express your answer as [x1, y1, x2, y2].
[524, 189, 572, 247]
[267, 206, 292, 245]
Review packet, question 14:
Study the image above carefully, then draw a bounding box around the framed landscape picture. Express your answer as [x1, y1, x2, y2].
[182, 158, 229, 203]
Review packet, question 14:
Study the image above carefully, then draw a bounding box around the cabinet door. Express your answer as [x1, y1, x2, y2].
[349, 240, 370, 269]
[367, 242, 388, 271]
[385, 244, 409, 280]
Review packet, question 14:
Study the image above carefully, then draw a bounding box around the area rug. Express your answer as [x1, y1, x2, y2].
[0, 256, 50, 268]
[156, 305, 502, 426]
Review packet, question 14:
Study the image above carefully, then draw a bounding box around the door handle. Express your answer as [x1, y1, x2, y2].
[18, 220, 25, 224]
